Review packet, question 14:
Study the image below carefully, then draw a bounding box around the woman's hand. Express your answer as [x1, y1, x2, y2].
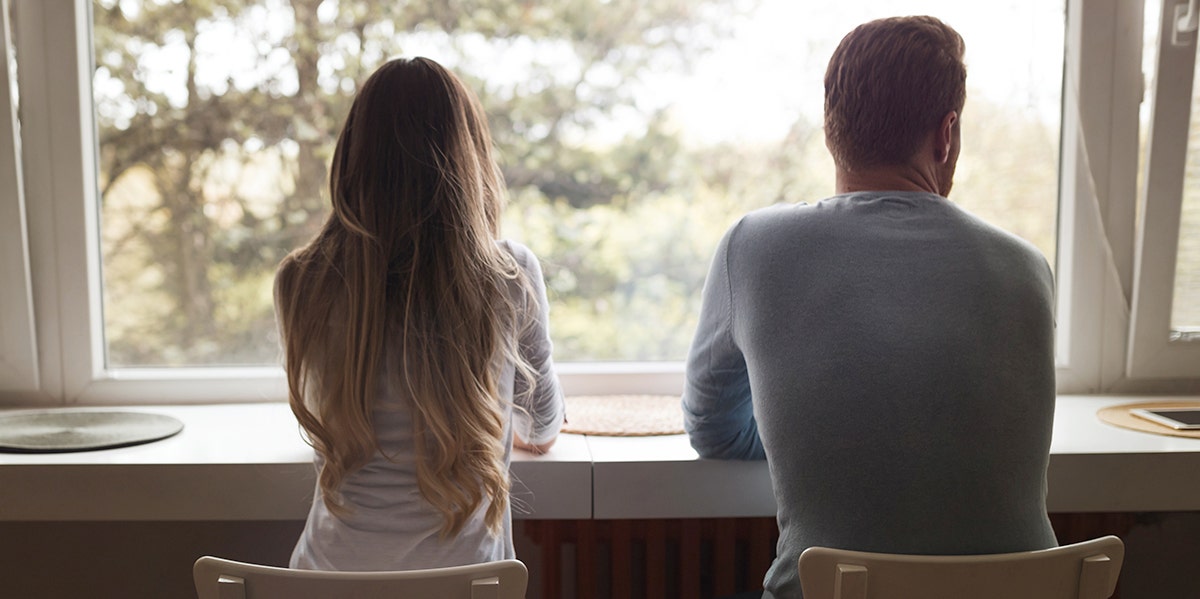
[514, 434, 556, 455]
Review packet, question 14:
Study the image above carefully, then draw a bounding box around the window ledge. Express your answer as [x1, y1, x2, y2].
[0, 396, 1198, 522]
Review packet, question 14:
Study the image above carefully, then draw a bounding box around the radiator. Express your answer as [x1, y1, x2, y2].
[521, 518, 779, 598]
[523, 514, 1137, 598]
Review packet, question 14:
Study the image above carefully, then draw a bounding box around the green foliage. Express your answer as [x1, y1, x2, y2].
[95, 0, 749, 365]
[94, 0, 1067, 366]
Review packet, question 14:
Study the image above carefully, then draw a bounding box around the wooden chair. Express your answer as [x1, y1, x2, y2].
[193, 556, 527, 599]
[798, 535, 1124, 599]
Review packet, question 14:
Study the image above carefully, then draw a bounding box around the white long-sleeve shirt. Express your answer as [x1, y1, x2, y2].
[289, 240, 564, 571]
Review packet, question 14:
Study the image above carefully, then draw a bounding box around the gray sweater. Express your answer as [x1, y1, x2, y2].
[682, 192, 1058, 598]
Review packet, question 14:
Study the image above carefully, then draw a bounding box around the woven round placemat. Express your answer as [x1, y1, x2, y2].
[0, 410, 185, 453]
[1097, 401, 1200, 439]
[561, 395, 685, 436]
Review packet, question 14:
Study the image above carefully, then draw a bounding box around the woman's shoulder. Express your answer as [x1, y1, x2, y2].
[496, 239, 542, 273]
[273, 249, 309, 304]
[273, 247, 335, 319]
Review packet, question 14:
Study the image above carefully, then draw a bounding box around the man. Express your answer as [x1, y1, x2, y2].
[682, 16, 1058, 599]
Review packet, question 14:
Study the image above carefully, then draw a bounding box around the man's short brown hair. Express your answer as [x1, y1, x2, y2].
[824, 16, 966, 172]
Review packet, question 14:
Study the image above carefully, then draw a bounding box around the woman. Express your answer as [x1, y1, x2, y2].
[275, 57, 564, 571]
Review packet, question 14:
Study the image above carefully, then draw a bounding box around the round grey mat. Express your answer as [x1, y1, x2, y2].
[0, 410, 184, 453]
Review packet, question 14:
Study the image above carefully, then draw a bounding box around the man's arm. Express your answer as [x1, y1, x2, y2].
[682, 223, 765, 461]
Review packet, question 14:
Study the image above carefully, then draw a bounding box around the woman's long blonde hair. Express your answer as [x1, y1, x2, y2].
[275, 57, 526, 536]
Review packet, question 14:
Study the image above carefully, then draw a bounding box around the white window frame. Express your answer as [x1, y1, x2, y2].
[2, 0, 1198, 405]
[1055, 0, 1146, 392]
[15, 0, 106, 404]
[1127, 0, 1200, 379]
[0, 0, 39, 397]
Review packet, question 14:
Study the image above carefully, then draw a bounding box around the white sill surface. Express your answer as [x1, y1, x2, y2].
[0, 403, 591, 521]
[1, 396, 1198, 521]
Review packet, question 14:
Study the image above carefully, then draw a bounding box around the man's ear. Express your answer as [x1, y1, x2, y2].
[935, 111, 959, 164]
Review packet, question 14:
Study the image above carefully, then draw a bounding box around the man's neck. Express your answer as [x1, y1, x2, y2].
[834, 165, 944, 196]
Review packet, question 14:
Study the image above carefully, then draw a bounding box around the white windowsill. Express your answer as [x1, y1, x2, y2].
[0, 396, 1198, 522]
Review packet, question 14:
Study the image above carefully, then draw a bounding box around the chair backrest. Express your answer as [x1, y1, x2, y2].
[798, 535, 1124, 599]
[193, 556, 528, 599]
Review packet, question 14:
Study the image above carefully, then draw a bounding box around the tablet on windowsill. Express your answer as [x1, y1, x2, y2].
[1130, 408, 1200, 430]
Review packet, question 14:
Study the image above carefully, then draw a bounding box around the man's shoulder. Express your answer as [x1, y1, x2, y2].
[740, 199, 821, 223]
[722, 196, 876, 257]
[950, 205, 1053, 278]
[726, 201, 822, 243]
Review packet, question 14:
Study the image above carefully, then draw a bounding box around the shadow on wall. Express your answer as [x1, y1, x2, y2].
[1120, 512, 1200, 599]
[1, 514, 1198, 598]
[0, 520, 305, 599]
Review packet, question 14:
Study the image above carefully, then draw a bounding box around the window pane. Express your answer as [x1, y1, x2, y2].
[1173, 46, 1200, 332]
[1142, 0, 1200, 334]
[94, 0, 1063, 366]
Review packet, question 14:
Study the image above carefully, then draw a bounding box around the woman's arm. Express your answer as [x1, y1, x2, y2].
[507, 242, 566, 452]
[513, 434, 556, 454]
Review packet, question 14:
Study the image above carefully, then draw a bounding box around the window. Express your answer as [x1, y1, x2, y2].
[90, 0, 1063, 369]
[2, 0, 1197, 404]
[0, 0, 38, 395]
[1127, 0, 1200, 378]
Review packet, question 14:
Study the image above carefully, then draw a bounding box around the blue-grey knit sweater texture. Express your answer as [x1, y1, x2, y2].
[683, 191, 1058, 598]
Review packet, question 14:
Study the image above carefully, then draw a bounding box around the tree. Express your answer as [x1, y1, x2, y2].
[94, 0, 749, 365]
[94, 0, 1066, 365]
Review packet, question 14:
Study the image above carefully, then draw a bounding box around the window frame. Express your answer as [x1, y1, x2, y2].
[1127, 0, 1200, 379]
[0, 0, 39, 396]
[3, 0, 1198, 405]
[15, 0, 105, 403]
[1054, 0, 1147, 392]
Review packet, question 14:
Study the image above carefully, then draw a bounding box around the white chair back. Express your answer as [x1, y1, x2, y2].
[798, 535, 1124, 599]
[193, 556, 527, 599]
